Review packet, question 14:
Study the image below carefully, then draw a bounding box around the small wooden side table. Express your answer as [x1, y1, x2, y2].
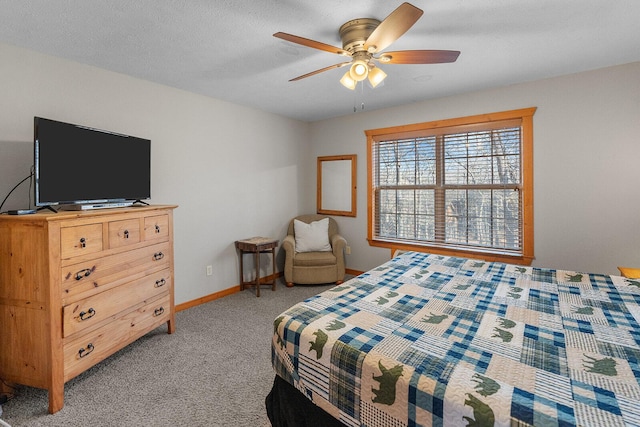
[235, 237, 279, 297]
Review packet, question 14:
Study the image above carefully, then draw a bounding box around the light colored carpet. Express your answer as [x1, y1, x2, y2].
[1, 278, 340, 427]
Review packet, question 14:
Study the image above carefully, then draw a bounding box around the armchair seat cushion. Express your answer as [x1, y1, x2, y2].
[293, 251, 336, 267]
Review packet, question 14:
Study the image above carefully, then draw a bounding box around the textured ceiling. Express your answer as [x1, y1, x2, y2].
[1, 0, 639, 122]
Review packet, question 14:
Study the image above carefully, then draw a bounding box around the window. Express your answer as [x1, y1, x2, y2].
[366, 108, 535, 265]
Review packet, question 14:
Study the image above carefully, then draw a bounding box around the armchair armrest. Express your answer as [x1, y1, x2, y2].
[283, 235, 296, 285]
[282, 235, 296, 254]
[331, 234, 347, 282]
[330, 234, 346, 255]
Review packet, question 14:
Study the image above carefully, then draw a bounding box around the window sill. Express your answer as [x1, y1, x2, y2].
[370, 238, 534, 266]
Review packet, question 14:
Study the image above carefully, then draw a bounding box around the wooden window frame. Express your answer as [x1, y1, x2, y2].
[365, 107, 536, 265]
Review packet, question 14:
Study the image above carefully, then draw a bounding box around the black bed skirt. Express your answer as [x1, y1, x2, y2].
[265, 375, 346, 427]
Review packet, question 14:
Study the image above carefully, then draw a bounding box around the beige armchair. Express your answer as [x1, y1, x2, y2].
[283, 214, 347, 287]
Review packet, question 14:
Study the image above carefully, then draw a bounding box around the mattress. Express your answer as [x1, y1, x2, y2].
[270, 251, 640, 426]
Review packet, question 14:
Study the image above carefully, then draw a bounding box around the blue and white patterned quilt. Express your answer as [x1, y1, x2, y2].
[271, 251, 640, 426]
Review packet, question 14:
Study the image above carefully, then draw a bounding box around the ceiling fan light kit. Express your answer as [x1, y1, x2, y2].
[274, 2, 460, 90]
[339, 65, 386, 91]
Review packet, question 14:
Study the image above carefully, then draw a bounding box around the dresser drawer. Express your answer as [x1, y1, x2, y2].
[62, 268, 171, 338]
[61, 242, 170, 304]
[144, 214, 169, 242]
[63, 294, 170, 382]
[60, 223, 103, 259]
[108, 218, 141, 249]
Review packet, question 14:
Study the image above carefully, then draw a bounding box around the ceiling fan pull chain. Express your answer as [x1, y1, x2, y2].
[353, 83, 358, 112]
[352, 81, 366, 112]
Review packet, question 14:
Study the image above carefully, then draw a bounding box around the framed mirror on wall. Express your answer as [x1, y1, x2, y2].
[317, 154, 357, 217]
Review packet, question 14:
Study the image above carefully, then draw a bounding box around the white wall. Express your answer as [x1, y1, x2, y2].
[310, 61, 640, 276]
[0, 42, 309, 305]
[2, 41, 638, 306]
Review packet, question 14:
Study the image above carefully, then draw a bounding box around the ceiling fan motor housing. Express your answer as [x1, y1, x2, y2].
[339, 18, 381, 54]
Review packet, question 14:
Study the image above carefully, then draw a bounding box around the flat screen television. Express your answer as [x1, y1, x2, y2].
[34, 117, 151, 209]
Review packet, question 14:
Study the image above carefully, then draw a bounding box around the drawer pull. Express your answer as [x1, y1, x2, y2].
[154, 307, 165, 317]
[123, 230, 129, 239]
[78, 343, 95, 358]
[155, 225, 161, 233]
[75, 268, 93, 280]
[79, 308, 96, 321]
[79, 237, 86, 248]
[153, 252, 164, 261]
[155, 278, 166, 288]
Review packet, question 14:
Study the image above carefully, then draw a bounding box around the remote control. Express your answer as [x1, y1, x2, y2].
[7, 209, 36, 215]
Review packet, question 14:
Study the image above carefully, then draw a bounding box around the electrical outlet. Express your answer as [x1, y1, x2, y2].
[206, 265, 213, 276]
[345, 246, 351, 255]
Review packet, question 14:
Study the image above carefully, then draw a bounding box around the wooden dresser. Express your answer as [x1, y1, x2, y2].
[0, 204, 177, 413]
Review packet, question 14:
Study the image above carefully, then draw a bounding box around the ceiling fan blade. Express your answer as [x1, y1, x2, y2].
[274, 32, 351, 56]
[289, 62, 351, 81]
[378, 50, 460, 64]
[363, 2, 423, 53]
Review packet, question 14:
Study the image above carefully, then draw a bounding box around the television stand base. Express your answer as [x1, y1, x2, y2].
[37, 205, 58, 213]
[61, 201, 134, 211]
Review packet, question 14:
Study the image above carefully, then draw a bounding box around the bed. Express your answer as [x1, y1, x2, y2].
[266, 251, 640, 427]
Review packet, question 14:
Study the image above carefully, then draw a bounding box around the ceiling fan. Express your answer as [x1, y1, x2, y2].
[274, 2, 460, 90]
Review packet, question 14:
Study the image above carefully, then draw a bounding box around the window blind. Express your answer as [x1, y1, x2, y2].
[372, 124, 523, 253]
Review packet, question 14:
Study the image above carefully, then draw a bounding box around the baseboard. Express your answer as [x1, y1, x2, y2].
[346, 268, 364, 276]
[176, 285, 241, 312]
[176, 270, 363, 312]
[175, 272, 283, 312]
